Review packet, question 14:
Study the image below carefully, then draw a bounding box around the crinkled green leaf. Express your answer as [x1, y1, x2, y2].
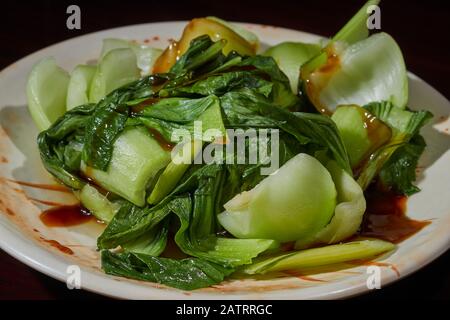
[357, 101, 432, 190]
[378, 134, 426, 195]
[101, 250, 233, 290]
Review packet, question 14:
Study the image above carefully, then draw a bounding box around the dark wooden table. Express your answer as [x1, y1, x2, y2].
[1, 0, 449, 300]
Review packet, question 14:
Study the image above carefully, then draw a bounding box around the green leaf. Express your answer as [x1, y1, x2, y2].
[357, 101, 432, 190]
[66, 64, 96, 110]
[242, 238, 394, 275]
[133, 95, 226, 143]
[207, 16, 260, 50]
[121, 219, 169, 256]
[170, 35, 226, 75]
[220, 89, 351, 172]
[77, 183, 121, 223]
[82, 75, 168, 170]
[218, 153, 337, 243]
[378, 134, 426, 195]
[89, 48, 140, 103]
[263, 41, 321, 93]
[302, 32, 408, 113]
[168, 70, 273, 97]
[296, 160, 366, 248]
[168, 172, 277, 268]
[81, 127, 171, 206]
[27, 58, 70, 131]
[100, 164, 275, 270]
[101, 250, 233, 290]
[148, 139, 203, 205]
[365, 101, 432, 136]
[140, 95, 217, 123]
[97, 165, 221, 249]
[37, 103, 95, 189]
[331, 105, 391, 168]
[97, 201, 172, 249]
[239, 55, 299, 108]
[100, 38, 162, 74]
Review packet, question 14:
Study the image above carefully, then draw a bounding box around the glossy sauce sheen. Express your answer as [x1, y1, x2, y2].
[40, 204, 94, 227]
[148, 128, 175, 151]
[358, 108, 392, 150]
[160, 235, 188, 259]
[42, 239, 74, 255]
[360, 188, 430, 243]
[131, 97, 160, 114]
[305, 48, 341, 115]
[8, 179, 71, 193]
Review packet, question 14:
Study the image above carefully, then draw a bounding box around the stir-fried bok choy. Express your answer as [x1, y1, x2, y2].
[27, 1, 432, 290]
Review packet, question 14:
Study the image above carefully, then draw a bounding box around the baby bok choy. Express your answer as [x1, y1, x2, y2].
[301, 32, 408, 113]
[28, 6, 433, 290]
[218, 154, 366, 249]
[218, 153, 338, 243]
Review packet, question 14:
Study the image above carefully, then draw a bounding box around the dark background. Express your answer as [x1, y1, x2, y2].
[0, 0, 449, 300]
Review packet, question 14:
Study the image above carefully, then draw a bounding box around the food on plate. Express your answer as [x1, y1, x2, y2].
[26, 0, 432, 290]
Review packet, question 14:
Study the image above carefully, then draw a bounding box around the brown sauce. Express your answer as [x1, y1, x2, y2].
[280, 241, 295, 252]
[29, 197, 69, 207]
[348, 106, 392, 172]
[131, 97, 161, 114]
[148, 128, 175, 151]
[304, 47, 341, 114]
[283, 270, 327, 283]
[160, 235, 188, 259]
[360, 187, 431, 244]
[77, 171, 111, 197]
[41, 238, 74, 255]
[8, 179, 71, 193]
[40, 204, 94, 227]
[359, 108, 392, 148]
[153, 40, 180, 74]
[152, 18, 256, 74]
[317, 50, 340, 74]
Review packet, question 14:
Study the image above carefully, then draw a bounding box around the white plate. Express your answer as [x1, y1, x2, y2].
[0, 22, 449, 300]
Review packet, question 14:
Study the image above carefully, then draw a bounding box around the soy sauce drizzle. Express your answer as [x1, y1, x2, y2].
[8, 179, 71, 193]
[360, 187, 431, 244]
[148, 128, 175, 151]
[41, 238, 74, 255]
[29, 197, 69, 207]
[40, 204, 94, 227]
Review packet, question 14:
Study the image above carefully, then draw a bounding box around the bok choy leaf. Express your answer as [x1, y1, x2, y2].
[220, 89, 351, 172]
[378, 134, 426, 195]
[82, 75, 169, 170]
[296, 160, 366, 248]
[121, 219, 170, 256]
[37, 103, 95, 189]
[264, 42, 321, 94]
[102, 250, 233, 290]
[242, 238, 394, 275]
[218, 153, 337, 243]
[357, 101, 432, 191]
[301, 32, 408, 113]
